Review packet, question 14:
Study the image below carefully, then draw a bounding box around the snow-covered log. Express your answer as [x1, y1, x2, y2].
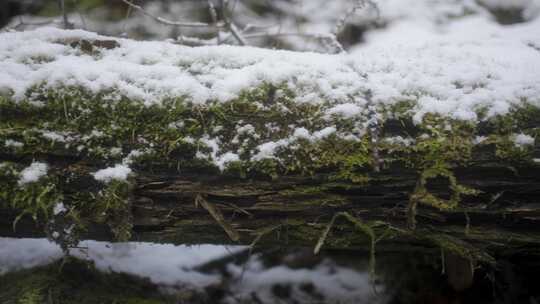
[1, 28, 539, 261]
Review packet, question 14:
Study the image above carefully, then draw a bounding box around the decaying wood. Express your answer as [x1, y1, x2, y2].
[1, 155, 539, 259]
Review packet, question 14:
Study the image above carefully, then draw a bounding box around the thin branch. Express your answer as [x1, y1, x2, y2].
[208, 1, 219, 23]
[121, 0, 223, 28]
[72, 0, 87, 30]
[59, 0, 72, 29]
[207, 0, 221, 44]
[121, 1, 133, 36]
[219, 0, 246, 45]
[229, 22, 247, 46]
[334, 0, 380, 35]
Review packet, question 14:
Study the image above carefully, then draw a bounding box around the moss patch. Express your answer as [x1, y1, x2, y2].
[0, 259, 171, 304]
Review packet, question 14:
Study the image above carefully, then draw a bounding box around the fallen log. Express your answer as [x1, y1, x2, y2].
[1, 28, 539, 264]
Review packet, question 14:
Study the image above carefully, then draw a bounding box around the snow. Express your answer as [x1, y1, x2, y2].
[0, 237, 381, 303]
[0, 238, 62, 274]
[18, 162, 48, 186]
[236, 124, 257, 135]
[293, 127, 311, 139]
[225, 255, 383, 304]
[313, 127, 337, 140]
[0, 25, 538, 126]
[384, 136, 414, 147]
[473, 136, 488, 145]
[53, 202, 67, 215]
[122, 149, 149, 165]
[0, 5, 539, 170]
[92, 164, 132, 183]
[0, 237, 241, 288]
[41, 131, 67, 142]
[215, 152, 240, 171]
[325, 103, 363, 119]
[4, 139, 23, 148]
[252, 139, 289, 161]
[513, 133, 536, 147]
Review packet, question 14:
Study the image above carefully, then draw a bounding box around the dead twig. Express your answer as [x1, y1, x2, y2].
[195, 194, 240, 241]
[219, 0, 247, 45]
[121, 0, 223, 29]
[59, 0, 73, 29]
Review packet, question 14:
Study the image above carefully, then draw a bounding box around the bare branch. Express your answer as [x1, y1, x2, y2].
[59, 0, 73, 29]
[335, 0, 380, 34]
[121, 0, 223, 28]
[207, 0, 221, 44]
[72, 0, 87, 30]
[207, 0, 219, 24]
[229, 22, 247, 46]
[120, 0, 339, 53]
[121, 0, 133, 36]
[219, 0, 247, 46]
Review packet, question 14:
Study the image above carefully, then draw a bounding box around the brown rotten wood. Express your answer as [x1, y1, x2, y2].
[1, 156, 539, 259]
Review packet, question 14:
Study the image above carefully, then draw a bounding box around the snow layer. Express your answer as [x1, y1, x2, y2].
[514, 133, 536, 147]
[351, 15, 540, 121]
[0, 25, 539, 124]
[92, 164, 132, 183]
[17, 162, 48, 186]
[0, 238, 381, 303]
[225, 255, 383, 304]
[53, 202, 67, 215]
[0, 237, 240, 288]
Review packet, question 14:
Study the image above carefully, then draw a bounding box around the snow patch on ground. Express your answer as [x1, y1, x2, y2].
[0, 238, 381, 303]
[0, 237, 241, 288]
[225, 255, 383, 304]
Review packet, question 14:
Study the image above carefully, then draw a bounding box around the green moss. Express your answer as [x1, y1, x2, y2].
[5, 85, 535, 179]
[0, 259, 171, 304]
[493, 135, 536, 163]
[422, 232, 495, 265]
[2, 83, 539, 249]
[94, 180, 134, 242]
[0, 162, 63, 230]
[0, 158, 135, 248]
[411, 166, 479, 211]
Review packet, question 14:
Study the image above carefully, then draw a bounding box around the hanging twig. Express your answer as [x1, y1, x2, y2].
[121, 0, 223, 28]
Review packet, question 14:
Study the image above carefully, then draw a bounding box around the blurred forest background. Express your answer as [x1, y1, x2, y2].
[2, 0, 539, 53]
